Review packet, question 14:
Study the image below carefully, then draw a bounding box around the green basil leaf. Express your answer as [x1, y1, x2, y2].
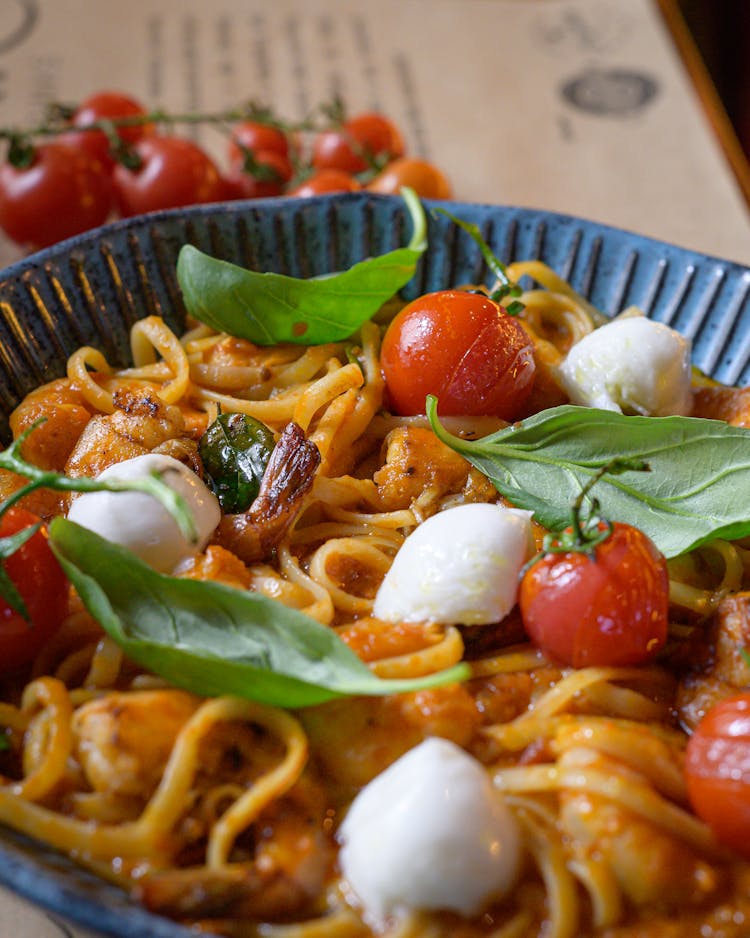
[175, 188, 427, 345]
[427, 397, 750, 558]
[199, 412, 276, 513]
[49, 518, 468, 708]
[0, 729, 9, 751]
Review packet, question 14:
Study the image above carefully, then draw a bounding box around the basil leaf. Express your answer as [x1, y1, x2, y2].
[427, 397, 750, 558]
[49, 518, 468, 708]
[176, 188, 427, 345]
[199, 413, 276, 513]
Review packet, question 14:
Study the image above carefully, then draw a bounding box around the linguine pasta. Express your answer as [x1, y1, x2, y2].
[0, 265, 749, 938]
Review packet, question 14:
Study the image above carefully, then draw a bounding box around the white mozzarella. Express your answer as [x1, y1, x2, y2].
[373, 502, 533, 625]
[557, 315, 692, 416]
[338, 737, 521, 924]
[67, 453, 221, 573]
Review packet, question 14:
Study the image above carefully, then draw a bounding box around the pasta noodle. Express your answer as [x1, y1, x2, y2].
[1, 262, 750, 938]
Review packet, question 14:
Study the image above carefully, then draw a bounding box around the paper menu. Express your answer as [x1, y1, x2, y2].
[1, 0, 749, 272]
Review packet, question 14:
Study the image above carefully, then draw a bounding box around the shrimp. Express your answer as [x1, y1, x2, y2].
[691, 384, 750, 427]
[214, 422, 320, 564]
[65, 386, 186, 480]
[302, 684, 480, 798]
[676, 592, 750, 730]
[9, 377, 94, 470]
[559, 749, 719, 911]
[136, 775, 335, 921]
[72, 689, 200, 798]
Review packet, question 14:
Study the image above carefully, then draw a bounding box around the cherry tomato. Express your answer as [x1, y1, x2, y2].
[64, 90, 152, 166]
[0, 142, 113, 251]
[288, 169, 362, 197]
[519, 521, 669, 668]
[313, 112, 405, 174]
[225, 149, 293, 199]
[112, 136, 225, 217]
[380, 290, 536, 418]
[0, 507, 69, 671]
[367, 157, 452, 199]
[685, 693, 750, 858]
[227, 121, 290, 171]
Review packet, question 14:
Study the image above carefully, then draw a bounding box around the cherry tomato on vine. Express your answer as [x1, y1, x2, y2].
[0, 142, 113, 251]
[65, 90, 152, 166]
[288, 169, 362, 197]
[367, 157, 452, 200]
[0, 507, 69, 671]
[519, 521, 669, 668]
[225, 149, 293, 199]
[227, 121, 291, 171]
[112, 136, 225, 217]
[380, 290, 536, 418]
[313, 112, 405, 174]
[685, 693, 750, 858]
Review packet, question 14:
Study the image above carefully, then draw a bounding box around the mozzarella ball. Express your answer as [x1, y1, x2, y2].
[338, 737, 521, 924]
[557, 315, 692, 416]
[67, 453, 220, 573]
[373, 502, 533, 625]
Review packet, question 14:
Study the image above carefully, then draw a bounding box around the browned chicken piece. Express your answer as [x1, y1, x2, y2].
[373, 425, 496, 514]
[72, 690, 200, 798]
[559, 751, 720, 911]
[9, 377, 94, 470]
[676, 592, 750, 731]
[214, 422, 320, 564]
[65, 386, 186, 479]
[691, 385, 750, 427]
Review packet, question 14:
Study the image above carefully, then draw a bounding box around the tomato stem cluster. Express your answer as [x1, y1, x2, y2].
[0, 98, 339, 164]
[433, 207, 525, 315]
[523, 457, 650, 573]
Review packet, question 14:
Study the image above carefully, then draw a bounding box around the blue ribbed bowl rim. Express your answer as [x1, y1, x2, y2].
[0, 190, 749, 936]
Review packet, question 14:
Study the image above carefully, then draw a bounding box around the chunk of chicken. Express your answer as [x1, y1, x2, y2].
[72, 690, 200, 798]
[373, 426, 496, 515]
[676, 592, 750, 730]
[65, 386, 186, 479]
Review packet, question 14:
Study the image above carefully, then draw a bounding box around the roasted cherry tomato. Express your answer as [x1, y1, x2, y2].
[0, 142, 113, 250]
[112, 136, 225, 217]
[0, 507, 69, 671]
[227, 121, 291, 170]
[367, 156, 451, 199]
[225, 149, 293, 199]
[65, 90, 152, 165]
[519, 521, 669, 668]
[685, 693, 750, 858]
[313, 112, 404, 174]
[381, 290, 536, 418]
[288, 169, 361, 197]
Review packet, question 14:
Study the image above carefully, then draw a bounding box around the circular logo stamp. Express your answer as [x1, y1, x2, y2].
[561, 67, 659, 117]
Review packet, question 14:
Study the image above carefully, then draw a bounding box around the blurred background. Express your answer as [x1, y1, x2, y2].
[677, 0, 750, 160]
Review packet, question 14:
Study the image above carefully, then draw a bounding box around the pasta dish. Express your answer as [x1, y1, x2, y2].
[0, 206, 749, 938]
